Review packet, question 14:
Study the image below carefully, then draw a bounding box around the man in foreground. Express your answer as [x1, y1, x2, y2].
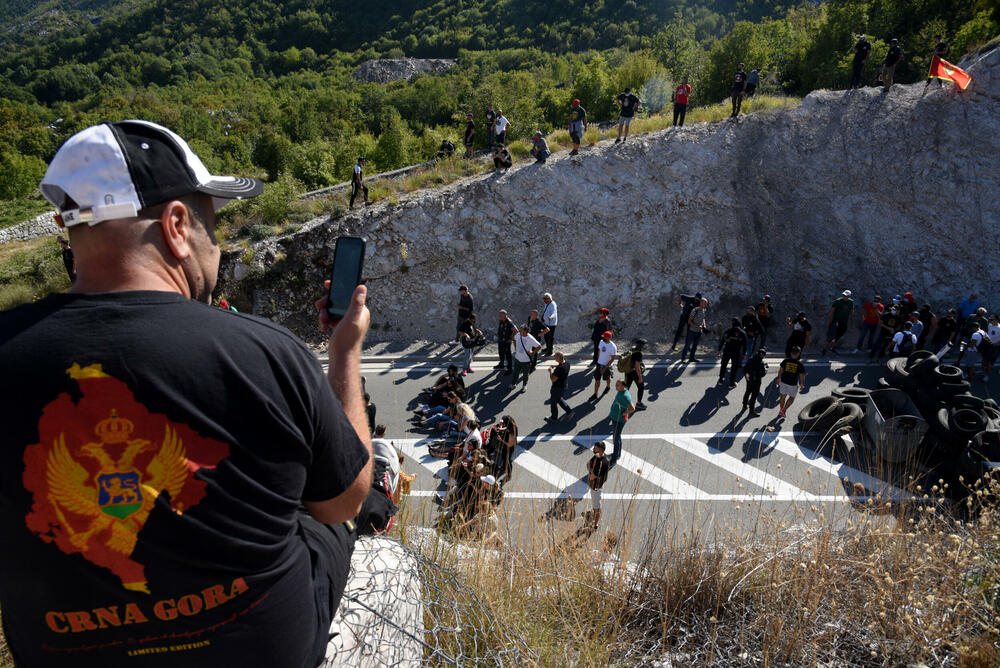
[0, 120, 372, 668]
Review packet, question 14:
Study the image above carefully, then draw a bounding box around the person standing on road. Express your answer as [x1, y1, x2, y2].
[672, 77, 692, 127]
[453, 285, 474, 344]
[784, 311, 812, 357]
[614, 87, 640, 143]
[457, 314, 481, 376]
[742, 347, 768, 416]
[463, 113, 475, 158]
[623, 338, 647, 411]
[350, 155, 369, 209]
[672, 292, 702, 352]
[882, 39, 905, 90]
[932, 308, 959, 357]
[984, 314, 1000, 382]
[731, 63, 748, 118]
[541, 292, 558, 355]
[717, 318, 748, 387]
[916, 303, 937, 350]
[545, 351, 574, 424]
[607, 379, 635, 463]
[755, 295, 775, 348]
[886, 321, 917, 358]
[850, 34, 872, 88]
[680, 299, 708, 363]
[957, 307, 990, 367]
[493, 110, 510, 146]
[742, 306, 764, 358]
[527, 309, 549, 372]
[589, 331, 617, 400]
[963, 322, 987, 382]
[822, 290, 855, 356]
[511, 324, 541, 392]
[568, 99, 587, 155]
[776, 346, 806, 419]
[854, 295, 884, 353]
[591, 307, 613, 365]
[586, 441, 609, 529]
[485, 104, 497, 149]
[495, 309, 516, 374]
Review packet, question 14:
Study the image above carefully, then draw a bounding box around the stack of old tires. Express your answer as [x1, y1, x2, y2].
[881, 351, 1000, 490]
[796, 388, 869, 451]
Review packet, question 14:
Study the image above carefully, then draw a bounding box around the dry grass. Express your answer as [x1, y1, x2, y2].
[0, 236, 70, 310]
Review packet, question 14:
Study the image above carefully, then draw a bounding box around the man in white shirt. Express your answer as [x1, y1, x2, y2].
[887, 321, 917, 358]
[350, 156, 369, 209]
[589, 331, 618, 400]
[494, 111, 510, 146]
[511, 324, 541, 391]
[541, 292, 558, 356]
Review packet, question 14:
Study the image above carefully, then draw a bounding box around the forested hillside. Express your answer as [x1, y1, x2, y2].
[0, 0, 995, 227]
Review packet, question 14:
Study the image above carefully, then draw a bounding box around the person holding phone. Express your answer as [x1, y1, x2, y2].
[0, 120, 373, 668]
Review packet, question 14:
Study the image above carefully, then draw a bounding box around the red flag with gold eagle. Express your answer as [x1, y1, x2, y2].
[928, 55, 972, 90]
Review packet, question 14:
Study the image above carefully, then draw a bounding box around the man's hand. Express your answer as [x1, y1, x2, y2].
[316, 281, 370, 349]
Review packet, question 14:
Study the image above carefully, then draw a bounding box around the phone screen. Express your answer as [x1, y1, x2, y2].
[326, 236, 365, 318]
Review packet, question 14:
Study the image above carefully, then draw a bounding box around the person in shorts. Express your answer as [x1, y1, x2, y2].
[614, 87, 640, 143]
[589, 331, 617, 400]
[822, 289, 855, 356]
[775, 346, 806, 418]
[587, 441, 610, 530]
[568, 98, 587, 155]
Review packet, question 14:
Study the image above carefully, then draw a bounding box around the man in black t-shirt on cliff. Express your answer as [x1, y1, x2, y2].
[0, 120, 372, 668]
[850, 34, 872, 88]
[614, 87, 640, 143]
[731, 63, 748, 118]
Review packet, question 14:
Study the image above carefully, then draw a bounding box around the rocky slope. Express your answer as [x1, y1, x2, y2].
[219, 46, 1000, 345]
[352, 58, 456, 83]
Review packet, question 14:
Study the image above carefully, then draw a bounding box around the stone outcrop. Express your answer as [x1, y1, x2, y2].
[218, 46, 1000, 345]
[0, 212, 59, 244]
[353, 58, 456, 83]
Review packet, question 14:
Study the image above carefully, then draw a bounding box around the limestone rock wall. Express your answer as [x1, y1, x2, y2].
[219, 47, 1000, 345]
[0, 212, 59, 244]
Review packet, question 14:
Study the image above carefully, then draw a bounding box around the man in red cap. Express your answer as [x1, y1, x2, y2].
[590, 330, 618, 400]
[590, 307, 613, 366]
[568, 98, 587, 156]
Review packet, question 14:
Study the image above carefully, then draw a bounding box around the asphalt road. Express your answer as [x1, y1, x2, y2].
[343, 345, 997, 554]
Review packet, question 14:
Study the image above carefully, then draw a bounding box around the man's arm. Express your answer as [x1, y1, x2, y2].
[825, 306, 833, 327]
[307, 284, 373, 524]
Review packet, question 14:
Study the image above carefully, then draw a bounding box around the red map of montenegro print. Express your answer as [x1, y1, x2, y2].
[23, 364, 229, 593]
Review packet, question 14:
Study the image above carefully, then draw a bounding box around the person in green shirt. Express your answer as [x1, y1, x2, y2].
[607, 379, 635, 464]
[822, 289, 855, 356]
[568, 98, 587, 156]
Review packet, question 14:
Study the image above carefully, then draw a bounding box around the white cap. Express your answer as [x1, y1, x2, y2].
[842, 290, 852, 297]
[481, 475, 497, 486]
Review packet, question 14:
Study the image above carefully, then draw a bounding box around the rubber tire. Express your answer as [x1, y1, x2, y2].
[938, 380, 971, 396]
[983, 406, 1000, 428]
[985, 398, 999, 410]
[877, 377, 892, 389]
[798, 396, 840, 426]
[950, 393, 986, 410]
[972, 430, 1000, 461]
[933, 365, 965, 383]
[931, 407, 953, 439]
[949, 408, 989, 436]
[906, 354, 939, 377]
[885, 357, 909, 382]
[905, 350, 935, 368]
[831, 387, 871, 406]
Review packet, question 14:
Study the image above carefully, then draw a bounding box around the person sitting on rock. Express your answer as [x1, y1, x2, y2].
[493, 143, 512, 170]
[530, 131, 550, 164]
[437, 139, 455, 158]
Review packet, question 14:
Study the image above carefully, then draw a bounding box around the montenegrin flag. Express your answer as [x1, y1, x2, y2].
[929, 55, 972, 90]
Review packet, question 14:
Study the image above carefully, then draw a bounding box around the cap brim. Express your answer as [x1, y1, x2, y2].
[197, 176, 263, 201]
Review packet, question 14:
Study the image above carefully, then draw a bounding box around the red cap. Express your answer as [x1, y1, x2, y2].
[572, 98, 580, 106]
[599, 307, 610, 315]
[601, 331, 612, 339]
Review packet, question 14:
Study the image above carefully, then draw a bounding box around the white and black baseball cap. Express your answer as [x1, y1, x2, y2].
[40, 120, 263, 227]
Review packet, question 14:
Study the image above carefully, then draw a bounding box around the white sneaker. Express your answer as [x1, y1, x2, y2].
[852, 348, 860, 354]
[448, 340, 458, 345]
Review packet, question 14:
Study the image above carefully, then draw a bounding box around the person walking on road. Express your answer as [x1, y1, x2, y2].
[882, 39, 904, 89]
[742, 306, 764, 357]
[568, 99, 587, 155]
[869, 303, 902, 362]
[587, 441, 610, 529]
[545, 351, 574, 423]
[742, 347, 768, 416]
[607, 379, 635, 463]
[590, 331, 617, 400]
[886, 321, 917, 359]
[614, 87, 640, 143]
[681, 299, 708, 363]
[755, 295, 775, 348]
[932, 308, 959, 357]
[527, 309, 549, 371]
[591, 307, 613, 365]
[784, 311, 812, 357]
[495, 309, 516, 374]
[511, 324, 541, 391]
[672, 292, 702, 352]
[457, 314, 482, 375]
[731, 63, 748, 118]
[850, 34, 872, 88]
[463, 113, 475, 158]
[672, 77, 692, 127]
[776, 346, 806, 419]
[541, 292, 558, 355]
[717, 318, 748, 387]
[822, 290, 855, 356]
[854, 295, 883, 353]
[350, 155, 369, 209]
[623, 338, 647, 410]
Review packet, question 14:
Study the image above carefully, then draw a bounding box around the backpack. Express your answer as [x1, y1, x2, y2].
[897, 332, 915, 355]
[617, 349, 633, 373]
[356, 457, 398, 535]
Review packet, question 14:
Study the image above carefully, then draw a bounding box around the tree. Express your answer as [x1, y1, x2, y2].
[0, 150, 46, 199]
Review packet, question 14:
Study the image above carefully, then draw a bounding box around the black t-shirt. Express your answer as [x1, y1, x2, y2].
[679, 294, 700, 318]
[464, 120, 475, 143]
[881, 311, 901, 332]
[742, 313, 763, 336]
[720, 327, 747, 351]
[935, 316, 957, 342]
[589, 455, 609, 489]
[733, 71, 747, 92]
[617, 93, 639, 117]
[591, 318, 612, 341]
[934, 41, 948, 57]
[497, 319, 516, 343]
[755, 302, 774, 327]
[552, 360, 570, 389]
[788, 319, 811, 346]
[779, 357, 806, 385]
[744, 356, 767, 381]
[885, 45, 903, 66]
[854, 40, 871, 62]
[528, 319, 545, 339]
[628, 349, 644, 374]
[0, 291, 368, 668]
[458, 293, 474, 318]
[458, 319, 475, 342]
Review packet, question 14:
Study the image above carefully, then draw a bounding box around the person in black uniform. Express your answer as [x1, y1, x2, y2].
[623, 338, 647, 410]
[741, 306, 764, 358]
[495, 309, 516, 374]
[717, 318, 748, 387]
[731, 63, 748, 118]
[463, 113, 475, 158]
[850, 34, 872, 88]
[742, 347, 768, 416]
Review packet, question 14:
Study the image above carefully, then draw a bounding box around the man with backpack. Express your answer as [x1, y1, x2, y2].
[882, 39, 905, 89]
[963, 322, 989, 381]
[850, 34, 872, 88]
[621, 338, 647, 411]
[717, 318, 748, 387]
[886, 321, 917, 358]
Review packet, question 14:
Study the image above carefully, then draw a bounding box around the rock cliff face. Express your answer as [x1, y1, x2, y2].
[219, 46, 1000, 345]
[352, 58, 457, 83]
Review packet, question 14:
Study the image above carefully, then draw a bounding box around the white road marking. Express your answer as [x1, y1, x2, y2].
[572, 434, 710, 497]
[338, 359, 874, 373]
[407, 491, 886, 502]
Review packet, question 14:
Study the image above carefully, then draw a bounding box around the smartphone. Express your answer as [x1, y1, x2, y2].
[326, 236, 366, 319]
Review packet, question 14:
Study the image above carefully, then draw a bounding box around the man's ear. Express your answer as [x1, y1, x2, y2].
[159, 200, 193, 261]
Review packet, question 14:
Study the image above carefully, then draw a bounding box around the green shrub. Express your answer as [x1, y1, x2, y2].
[0, 151, 46, 199]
